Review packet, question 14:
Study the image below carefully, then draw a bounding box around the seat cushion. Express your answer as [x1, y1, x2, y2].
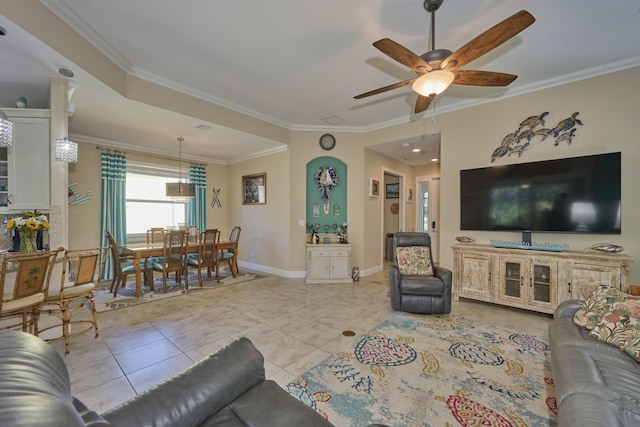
[225, 380, 333, 427]
[1, 292, 44, 313]
[46, 283, 96, 300]
[399, 275, 444, 296]
[550, 340, 640, 407]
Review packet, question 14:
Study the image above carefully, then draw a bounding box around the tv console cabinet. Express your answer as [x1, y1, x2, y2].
[452, 244, 633, 314]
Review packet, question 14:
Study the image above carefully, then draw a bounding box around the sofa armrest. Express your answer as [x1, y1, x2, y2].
[554, 299, 585, 319]
[102, 337, 265, 427]
[433, 265, 452, 289]
[388, 265, 402, 310]
[0, 331, 89, 427]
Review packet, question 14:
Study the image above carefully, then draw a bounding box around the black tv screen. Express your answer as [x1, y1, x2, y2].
[460, 152, 621, 234]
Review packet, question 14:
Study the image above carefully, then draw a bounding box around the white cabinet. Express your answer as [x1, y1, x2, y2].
[453, 244, 633, 314]
[306, 244, 352, 284]
[0, 111, 50, 212]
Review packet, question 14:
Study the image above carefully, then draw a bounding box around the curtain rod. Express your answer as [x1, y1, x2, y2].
[96, 145, 206, 167]
[95, 145, 126, 154]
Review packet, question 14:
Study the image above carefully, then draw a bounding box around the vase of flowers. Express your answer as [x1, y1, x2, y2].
[4, 210, 50, 254]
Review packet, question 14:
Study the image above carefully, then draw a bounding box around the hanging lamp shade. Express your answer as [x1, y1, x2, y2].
[0, 111, 13, 147]
[166, 136, 195, 203]
[55, 137, 78, 162]
[166, 182, 195, 198]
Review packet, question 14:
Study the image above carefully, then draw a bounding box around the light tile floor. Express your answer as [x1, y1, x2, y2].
[45, 265, 552, 415]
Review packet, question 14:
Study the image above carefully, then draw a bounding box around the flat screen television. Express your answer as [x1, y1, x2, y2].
[460, 152, 621, 234]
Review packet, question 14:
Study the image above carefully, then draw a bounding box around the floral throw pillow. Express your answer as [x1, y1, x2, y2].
[573, 285, 628, 330]
[396, 246, 433, 275]
[589, 298, 640, 361]
[620, 329, 640, 362]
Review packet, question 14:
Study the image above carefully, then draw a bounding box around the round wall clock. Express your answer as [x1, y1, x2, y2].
[319, 133, 336, 150]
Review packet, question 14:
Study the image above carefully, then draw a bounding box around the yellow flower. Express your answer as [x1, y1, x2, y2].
[41, 220, 50, 229]
[6, 218, 15, 230]
[25, 220, 39, 230]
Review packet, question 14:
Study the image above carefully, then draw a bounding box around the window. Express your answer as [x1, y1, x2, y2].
[126, 161, 186, 236]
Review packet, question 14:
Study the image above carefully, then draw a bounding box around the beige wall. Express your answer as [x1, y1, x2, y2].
[435, 67, 640, 281]
[68, 67, 640, 283]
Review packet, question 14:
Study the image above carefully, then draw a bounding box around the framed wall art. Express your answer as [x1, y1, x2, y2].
[386, 183, 399, 199]
[369, 178, 380, 197]
[242, 173, 266, 205]
[407, 187, 414, 202]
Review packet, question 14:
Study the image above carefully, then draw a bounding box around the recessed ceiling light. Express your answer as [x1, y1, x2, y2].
[58, 68, 74, 78]
[431, 158, 439, 162]
[196, 124, 211, 130]
[401, 143, 413, 147]
[412, 148, 421, 152]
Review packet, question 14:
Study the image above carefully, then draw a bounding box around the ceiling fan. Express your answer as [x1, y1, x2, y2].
[354, 0, 535, 113]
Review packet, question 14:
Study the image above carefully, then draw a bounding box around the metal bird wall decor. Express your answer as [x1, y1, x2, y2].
[491, 112, 583, 162]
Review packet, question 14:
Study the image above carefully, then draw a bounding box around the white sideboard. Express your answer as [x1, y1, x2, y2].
[452, 244, 634, 314]
[306, 244, 352, 284]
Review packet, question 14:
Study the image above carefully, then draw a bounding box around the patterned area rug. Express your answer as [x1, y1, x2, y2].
[287, 312, 557, 427]
[93, 269, 258, 312]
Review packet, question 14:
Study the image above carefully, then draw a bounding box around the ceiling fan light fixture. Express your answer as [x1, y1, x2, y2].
[411, 70, 454, 97]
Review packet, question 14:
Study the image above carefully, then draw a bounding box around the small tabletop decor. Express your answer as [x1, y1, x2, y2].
[455, 236, 476, 244]
[4, 210, 49, 253]
[590, 243, 624, 254]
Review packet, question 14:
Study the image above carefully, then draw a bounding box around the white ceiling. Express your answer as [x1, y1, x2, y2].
[1, 0, 639, 165]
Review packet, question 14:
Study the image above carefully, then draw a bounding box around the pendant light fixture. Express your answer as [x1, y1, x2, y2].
[165, 136, 195, 203]
[0, 111, 13, 147]
[55, 137, 78, 162]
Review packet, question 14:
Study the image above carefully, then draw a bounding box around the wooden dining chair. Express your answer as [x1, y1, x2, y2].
[187, 226, 199, 243]
[0, 248, 63, 335]
[149, 230, 189, 293]
[105, 230, 139, 296]
[187, 229, 220, 286]
[146, 228, 165, 244]
[217, 226, 241, 278]
[40, 246, 108, 353]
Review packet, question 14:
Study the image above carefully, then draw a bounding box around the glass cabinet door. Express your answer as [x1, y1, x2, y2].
[503, 260, 523, 299]
[529, 260, 557, 310]
[532, 265, 551, 303]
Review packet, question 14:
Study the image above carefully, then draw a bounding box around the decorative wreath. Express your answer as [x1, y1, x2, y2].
[314, 165, 338, 201]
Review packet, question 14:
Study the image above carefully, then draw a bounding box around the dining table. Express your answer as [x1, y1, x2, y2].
[124, 240, 238, 297]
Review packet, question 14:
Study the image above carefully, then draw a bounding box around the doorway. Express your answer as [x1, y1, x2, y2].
[416, 175, 440, 263]
[382, 171, 403, 261]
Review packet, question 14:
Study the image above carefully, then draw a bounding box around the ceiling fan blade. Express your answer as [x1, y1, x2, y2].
[442, 10, 534, 70]
[414, 95, 433, 114]
[373, 38, 432, 73]
[354, 78, 417, 99]
[453, 70, 518, 86]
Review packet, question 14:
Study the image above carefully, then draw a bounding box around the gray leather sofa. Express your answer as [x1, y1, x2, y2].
[0, 331, 386, 427]
[389, 232, 452, 314]
[549, 300, 640, 426]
